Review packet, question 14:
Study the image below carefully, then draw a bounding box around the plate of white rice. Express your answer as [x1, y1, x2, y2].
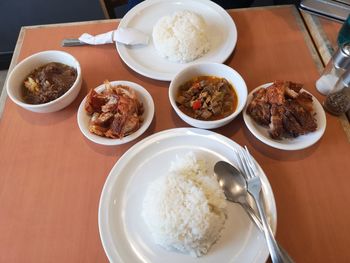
[142, 151, 227, 257]
[116, 0, 237, 81]
[99, 128, 277, 263]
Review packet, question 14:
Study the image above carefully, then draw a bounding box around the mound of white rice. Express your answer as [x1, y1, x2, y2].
[152, 10, 210, 63]
[142, 152, 226, 257]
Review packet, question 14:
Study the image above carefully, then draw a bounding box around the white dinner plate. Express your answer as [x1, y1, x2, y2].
[116, 0, 237, 81]
[243, 83, 327, 150]
[77, 81, 154, 146]
[99, 128, 277, 263]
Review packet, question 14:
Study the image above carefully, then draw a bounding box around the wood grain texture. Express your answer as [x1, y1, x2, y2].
[1, 6, 350, 263]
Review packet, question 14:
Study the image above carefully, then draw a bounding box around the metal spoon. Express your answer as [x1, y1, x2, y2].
[214, 161, 294, 263]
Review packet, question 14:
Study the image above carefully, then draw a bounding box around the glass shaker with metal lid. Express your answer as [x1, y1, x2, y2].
[323, 69, 350, 116]
[316, 43, 350, 95]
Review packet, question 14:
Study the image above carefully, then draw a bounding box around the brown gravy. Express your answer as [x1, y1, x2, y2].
[22, 62, 77, 104]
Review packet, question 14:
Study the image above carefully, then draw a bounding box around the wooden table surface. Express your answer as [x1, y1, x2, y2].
[1, 5, 350, 263]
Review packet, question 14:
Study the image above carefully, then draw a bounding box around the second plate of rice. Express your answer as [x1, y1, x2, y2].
[117, 0, 237, 81]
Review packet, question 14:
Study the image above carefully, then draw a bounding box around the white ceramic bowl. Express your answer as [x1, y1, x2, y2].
[77, 81, 155, 146]
[6, 50, 82, 113]
[169, 62, 248, 129]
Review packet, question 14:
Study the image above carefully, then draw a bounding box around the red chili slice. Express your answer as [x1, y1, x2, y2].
[192, 100, 201, 110]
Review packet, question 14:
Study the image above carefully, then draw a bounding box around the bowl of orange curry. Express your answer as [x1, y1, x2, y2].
[169, 62, 247, 129]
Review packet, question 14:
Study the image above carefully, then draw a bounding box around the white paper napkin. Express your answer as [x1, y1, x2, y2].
[78, 28, 149, 46]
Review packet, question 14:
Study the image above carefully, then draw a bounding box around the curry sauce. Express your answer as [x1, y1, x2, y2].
[176, 76, 238, 121]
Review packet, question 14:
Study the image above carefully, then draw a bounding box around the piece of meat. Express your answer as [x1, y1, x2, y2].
[266, 81, 285, 105]
[247, 88, 271, 125]
[188, 82, 201, 96]
[285, 82, 300, 99]
[251, 87, 269, 103]
[85, 89, 108, 114]
[285, 88, 299, 99]
[106, 113, 141, 138]
[105, 113, 127, 138]
[200, 109, 212, 120]
[117, 95, 139, 116]
[85, 81, 143, 139]
[248, 101, 271, 125]
[89, 112, 109, 136]
[295, 91, 314, 112]
[246, 80, 317, 140]
[176, 95, 186, 105]
[288, 81, 303, 93]
[284, 100, 317, 133]
[121, 114, 141, 136]
[89, 125, 108, 136]
[282, 110, 305, 137]
[269, 105, 285, 139]
[101, 94, 119, 113]
[114, 85, 136, 100]
[211, 105, 221, 115]
[90, 112, 114, 127]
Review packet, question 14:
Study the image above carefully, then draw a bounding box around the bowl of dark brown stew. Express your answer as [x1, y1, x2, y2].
[6, 50, 82, 113]
[169, 63, 247, 129]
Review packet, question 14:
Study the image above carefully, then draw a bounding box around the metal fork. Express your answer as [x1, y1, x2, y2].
[236, 146, 291, 263]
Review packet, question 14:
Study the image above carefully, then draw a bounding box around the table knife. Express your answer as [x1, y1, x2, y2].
[61, 39, 87, 47]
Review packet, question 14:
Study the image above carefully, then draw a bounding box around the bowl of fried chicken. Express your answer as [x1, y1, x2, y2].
[77, 80, 154, 146]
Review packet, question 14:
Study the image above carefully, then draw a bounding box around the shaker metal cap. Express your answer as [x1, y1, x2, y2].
[334, 42, 350, 69]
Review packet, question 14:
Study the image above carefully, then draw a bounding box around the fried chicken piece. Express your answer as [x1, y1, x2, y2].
[85, 89, 108, 114]
[122, 115, 141, 135]
[101, 94, 119, 113]
[105, 114, 127, 138]
[90, 112, 114, 127]
[105, 113, 141, 138]
[85, 81, 144, 139]
[89, 113, 109, 136]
